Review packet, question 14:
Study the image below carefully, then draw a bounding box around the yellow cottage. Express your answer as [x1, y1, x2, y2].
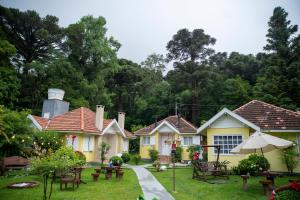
[135, 115, 200, 162]
[197, 100, 300, 173]
[28, 89, 135, 162]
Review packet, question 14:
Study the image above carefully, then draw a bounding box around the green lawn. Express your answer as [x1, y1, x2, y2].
[151, 167, 299, 200]
[0, 168, 142, 200]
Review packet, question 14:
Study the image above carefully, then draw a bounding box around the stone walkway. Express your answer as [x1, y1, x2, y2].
[130, 165, 174, 200]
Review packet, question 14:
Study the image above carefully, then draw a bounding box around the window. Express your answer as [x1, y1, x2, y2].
[83, 136, 94, 151]
[213, 135, 243, 154]
[143, 136, 151, 145]
[183, 136, 193, 146]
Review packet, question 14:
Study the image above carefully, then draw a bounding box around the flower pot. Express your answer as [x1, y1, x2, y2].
[91, 173, 100, 182]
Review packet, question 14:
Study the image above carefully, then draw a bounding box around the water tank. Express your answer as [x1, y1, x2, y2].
[48, 88, 65, 100]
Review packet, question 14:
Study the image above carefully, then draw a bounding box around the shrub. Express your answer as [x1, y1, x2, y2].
[148, 149, 159, 162]
[174, 146, 183, 162]
[274, 189, 300, 200]
[110, 156, 123, 166]
[75, 151, 86, 166]
[121, 152, 130, 163]
[281, 146, 299, 174]
[132, 154, 141, 165]
[33, 131, 64, 153]
[235, 154, 270, 175]
[187, 146, 196, 160]
[153, 160, 161, 172]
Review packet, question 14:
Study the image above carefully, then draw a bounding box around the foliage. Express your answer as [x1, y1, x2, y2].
[99, 142, 110, 165]
[129, 137, 140, 154]
[0, 106, 34, 157]
[174, 146, 183, 162]
[274, 189, 300, 200]
[148, 149, 159, 162]
[33, 132, 64, 154]
[30, 146, 82, 200]
[187, 146, 196, 160]
[234, 154, 270, 175]
[152, 160, 161, 172]
[141, 53, 167, 74]
[131, 154, 141, 165]
[75, 151, 87, 166]
[121, 152, 130, 163]
[281, 146, 299, 174]
[109, 156, 123, 166]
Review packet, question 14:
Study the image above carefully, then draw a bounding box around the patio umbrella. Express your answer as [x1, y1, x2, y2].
[230, 131, 293, 155]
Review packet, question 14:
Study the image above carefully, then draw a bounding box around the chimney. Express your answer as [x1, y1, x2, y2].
[177, 114, 181, 128]
[118, 112, 125, 131]
[96, 105, 104, 131]
[42, 88, 69, 119]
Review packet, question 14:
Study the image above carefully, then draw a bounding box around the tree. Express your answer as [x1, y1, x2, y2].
[166, 28, 216, 63]
[0, 105, 34, 157]
[30, 146, 82, 200]
[0, 6, 62, 68]
[254, 7, 300, 109]
[0, 29, 20, 108]
[99, 142, 110, 165]
[141, 53, 167, 74]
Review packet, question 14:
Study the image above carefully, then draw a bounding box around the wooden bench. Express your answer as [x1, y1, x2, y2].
[0, 156, 28, 175]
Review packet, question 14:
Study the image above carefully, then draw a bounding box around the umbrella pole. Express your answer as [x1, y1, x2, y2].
[260, 148, 267, 170]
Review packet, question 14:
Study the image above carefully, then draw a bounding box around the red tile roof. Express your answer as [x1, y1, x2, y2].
[234, 100, 300, 130]
[134, 115, 197, 135]
[31, 107, 134, 137]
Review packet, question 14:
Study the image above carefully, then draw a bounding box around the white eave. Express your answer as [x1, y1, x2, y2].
[149, 120, 180, 135]
[101, 119, 126, 137]
[27, 114, 43, 131]
[197, 108, 260, 134]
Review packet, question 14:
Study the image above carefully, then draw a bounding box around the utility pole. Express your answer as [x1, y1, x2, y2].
[175, 103, 178, 116]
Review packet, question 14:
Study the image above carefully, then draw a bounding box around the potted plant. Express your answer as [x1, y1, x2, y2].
[91, 173, 100, 181]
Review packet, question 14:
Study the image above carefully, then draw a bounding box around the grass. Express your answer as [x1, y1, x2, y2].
[0, 168, 142, 200]
[151, 167, 299, 200]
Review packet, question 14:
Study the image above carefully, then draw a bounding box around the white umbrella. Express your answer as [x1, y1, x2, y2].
[231, 131, 293, 155]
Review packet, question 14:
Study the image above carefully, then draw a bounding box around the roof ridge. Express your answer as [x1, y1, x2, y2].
[233, 99, 257, 112]
[180, 117, 197, 129]
[80, 107, 84, 130]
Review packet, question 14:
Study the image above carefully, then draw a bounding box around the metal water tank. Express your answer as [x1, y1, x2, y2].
[48, 88, 65, 100]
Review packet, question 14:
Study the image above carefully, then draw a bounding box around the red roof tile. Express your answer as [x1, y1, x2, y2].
[234, 100, 300, 130]
[135, 115, 197, 135]
[31, 108, 133, 136]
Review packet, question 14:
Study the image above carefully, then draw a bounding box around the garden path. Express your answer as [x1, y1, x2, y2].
[130, 165, 174, 200]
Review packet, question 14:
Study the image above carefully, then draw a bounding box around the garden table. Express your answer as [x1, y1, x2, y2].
[240, 175, 250, 189]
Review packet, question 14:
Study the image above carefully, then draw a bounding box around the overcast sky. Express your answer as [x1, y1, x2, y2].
[1, 0, 300, 70]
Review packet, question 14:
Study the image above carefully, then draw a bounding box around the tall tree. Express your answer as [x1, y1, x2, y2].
[254, 7, 300, 109]
[166, 28, 216, 63]
[141, 53, 167, 74]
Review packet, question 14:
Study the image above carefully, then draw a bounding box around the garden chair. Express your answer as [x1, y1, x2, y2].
[60, 168, 81, 191]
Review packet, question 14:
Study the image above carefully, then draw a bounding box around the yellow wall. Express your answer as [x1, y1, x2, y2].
[207, 127, 250, 168]
[206, 128, 300, 173]
[263, 132, 300, 173]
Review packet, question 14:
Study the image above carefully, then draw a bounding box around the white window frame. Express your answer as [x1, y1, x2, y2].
[182, 136, 193, 146]
[83, 135, 94, 152]
[142, 136, 151, 145]
[212, 134, 243, 155]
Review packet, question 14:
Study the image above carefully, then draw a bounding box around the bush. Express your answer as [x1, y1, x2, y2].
[110, 156, 123, 166]
[281, 146, 299, 174]
[234, 154, 270, 175]
[148, 149, 159, 162]
[33, 131, 64, 153]
[174, 146, 183, 162]
[121, 152, 130, 163]
[132, 154, 141, 165]
[75, 151, 86, 166]
[274, 189, 300, 200]
[187, 146, 196, 160]
[153, 160, 161, 172]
